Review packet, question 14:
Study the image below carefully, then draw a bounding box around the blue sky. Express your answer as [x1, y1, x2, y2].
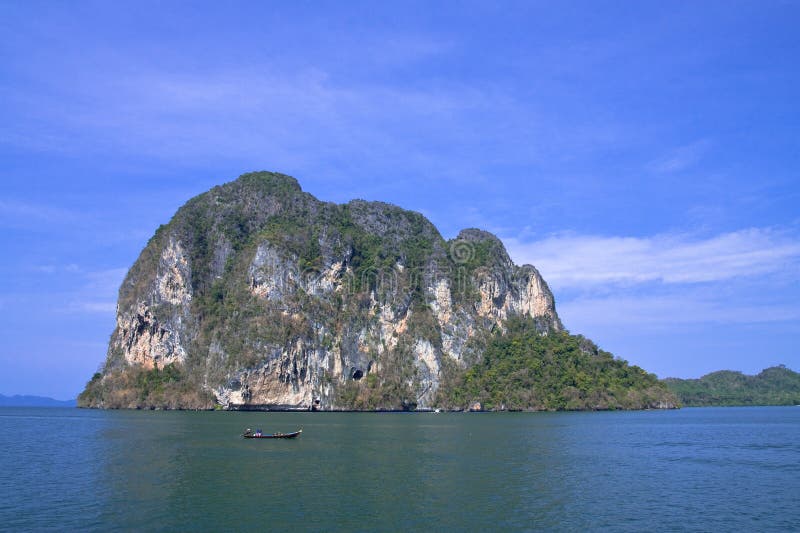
[1, 1, 798, 399]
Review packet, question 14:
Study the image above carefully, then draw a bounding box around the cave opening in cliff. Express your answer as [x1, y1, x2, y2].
[352, 369, 364, 380]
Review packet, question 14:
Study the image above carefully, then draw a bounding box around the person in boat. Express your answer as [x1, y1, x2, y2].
[255, 428, 262, 437]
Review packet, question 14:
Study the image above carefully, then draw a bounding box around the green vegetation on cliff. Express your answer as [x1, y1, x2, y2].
[79, 365, 215, 409]
[435, 317, 676, 411]
[664, 366, 800, 406]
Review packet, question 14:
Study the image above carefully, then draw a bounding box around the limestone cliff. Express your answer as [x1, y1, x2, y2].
[81, 172, 563, 410]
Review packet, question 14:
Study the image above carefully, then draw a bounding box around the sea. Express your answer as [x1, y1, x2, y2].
[0, 406, 798, 532]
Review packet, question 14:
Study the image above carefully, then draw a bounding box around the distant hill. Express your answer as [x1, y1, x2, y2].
[664, 366, 800, 407]
[0, 394, 76, 407]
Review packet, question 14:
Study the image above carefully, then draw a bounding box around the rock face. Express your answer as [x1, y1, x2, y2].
[89, 172, 562, 410]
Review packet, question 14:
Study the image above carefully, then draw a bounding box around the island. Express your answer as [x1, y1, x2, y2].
[664, 366, 800, 406]
[79, 171, 677, 411]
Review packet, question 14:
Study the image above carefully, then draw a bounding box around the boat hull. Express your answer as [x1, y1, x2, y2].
[242, 430, 302, 439]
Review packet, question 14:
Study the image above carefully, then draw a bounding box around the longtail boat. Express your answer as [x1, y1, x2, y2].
[242, 429, 302, 439]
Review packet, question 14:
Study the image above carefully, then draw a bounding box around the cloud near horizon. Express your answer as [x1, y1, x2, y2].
[556, 292, 800, 329]
[504, 227, 800, 330]
[505, 227, 800, 290]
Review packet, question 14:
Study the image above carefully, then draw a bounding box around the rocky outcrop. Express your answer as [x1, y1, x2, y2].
[109, 236, 193, 370]
[83, 171, 563, 410]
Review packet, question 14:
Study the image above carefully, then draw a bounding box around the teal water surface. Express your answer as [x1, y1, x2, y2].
[1, 407, 798, 531]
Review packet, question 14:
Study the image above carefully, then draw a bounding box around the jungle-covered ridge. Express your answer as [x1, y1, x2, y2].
[664, 366, 800, 407]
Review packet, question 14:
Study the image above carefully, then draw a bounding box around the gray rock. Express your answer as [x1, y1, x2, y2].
[91, 171, 562, 410]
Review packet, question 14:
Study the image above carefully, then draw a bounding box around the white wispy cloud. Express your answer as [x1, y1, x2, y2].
[62, 267, 126, 315]
[32, 263, 80, 274]
[1, 59, 627, 189]
[90, 69, 518, 168]
[505, 227, 800, 289]
[70, 301, 117, 314]
[505, 227, 800, 329]
[0, 199, 81, 225]
[82, 268, 127, 293]
[646, 139, 711, 173]
[3, 265, 123, 317]
[557, 293, 800, 329]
